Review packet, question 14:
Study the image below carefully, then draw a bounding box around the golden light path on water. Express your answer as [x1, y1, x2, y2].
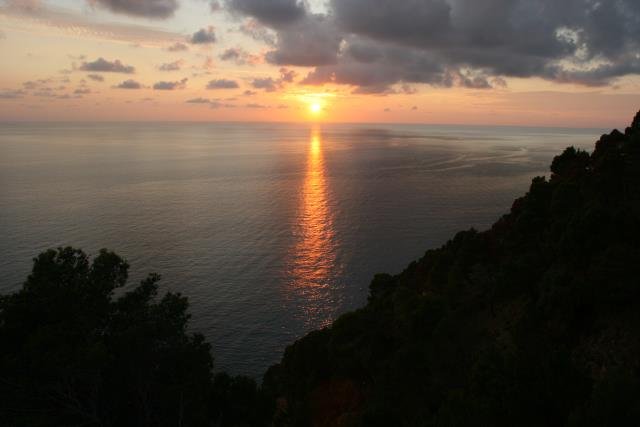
[288, 128, 339, 328]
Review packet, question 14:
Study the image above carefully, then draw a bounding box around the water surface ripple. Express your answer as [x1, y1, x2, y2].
[0, 122, 601, 376]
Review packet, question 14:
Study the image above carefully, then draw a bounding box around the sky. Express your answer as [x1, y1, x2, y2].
[0, 0, 639, 127]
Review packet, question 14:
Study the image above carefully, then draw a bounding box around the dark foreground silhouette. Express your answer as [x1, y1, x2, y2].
[2, 111, 640, 426]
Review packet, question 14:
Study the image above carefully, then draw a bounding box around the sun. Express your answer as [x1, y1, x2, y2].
[309, 103, 322, 114]
[295, 92, 335, 120]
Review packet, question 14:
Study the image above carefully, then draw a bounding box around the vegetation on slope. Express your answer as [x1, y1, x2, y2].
[0, 248, 272, 426]
[263, 111, 640, 426]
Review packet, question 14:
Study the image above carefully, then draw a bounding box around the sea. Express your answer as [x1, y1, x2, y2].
[0, 122, 603, 377]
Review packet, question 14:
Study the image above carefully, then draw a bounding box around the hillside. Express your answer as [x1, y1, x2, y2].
[263, 111, 640, 426]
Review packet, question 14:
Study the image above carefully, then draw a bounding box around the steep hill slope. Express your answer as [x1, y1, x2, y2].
[264, 112, 640, 427]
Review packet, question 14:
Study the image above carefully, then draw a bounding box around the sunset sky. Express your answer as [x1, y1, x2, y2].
[1, 0, 639, 127]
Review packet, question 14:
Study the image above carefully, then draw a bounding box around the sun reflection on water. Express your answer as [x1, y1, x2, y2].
[288, 128, 339, 327]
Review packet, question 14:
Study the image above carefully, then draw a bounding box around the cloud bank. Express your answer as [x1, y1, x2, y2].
[224, 0, 640, 92]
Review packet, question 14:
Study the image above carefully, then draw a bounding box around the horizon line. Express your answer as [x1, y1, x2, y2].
[0, 119, 613, 132]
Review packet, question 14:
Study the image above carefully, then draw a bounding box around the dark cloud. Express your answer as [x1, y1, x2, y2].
[190, 27, 216, 44]
[238, 19, 276, 46]
[74, 88, 92, 94]
[265, 14, 342, 66]
[332, 0, 452, 48]
[303, 40, 452, 93]
[226, 0, 640, 90]
[245, 103, 267, 109]
[158, 59, 184, 71]
[114, 79, 143, 89]
[226, 0, 305, 27]
[327, 0, 640, 86]
[207, 79, 240, 89]
[87, 74, 104, 81]
[153, 78, 188, 90]
[89, 0, 179, 19]
[79, 58, 135, 73]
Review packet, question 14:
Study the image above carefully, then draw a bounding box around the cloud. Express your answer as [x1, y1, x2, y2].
[251, 77, 278, 92]
[166, 42, 189, 52]
[158, 59, 184, 71]
[265, 14, 341, 66]
[207, 79, 240, 89]
[226, 0, 640, 90]
[186, 97, 236, 108]
[74, 87, 92, 94]
[326, 0, 640, 87]
[153, 78, 188, 90]
[279, 67, 296, 82]
[114, 79, 143, 89]
[190, 26, 216, 44]
[0, 89, 26, 99]
[219, 47, 261, 65]
[88, 0, 179, 19]
[186, 97, 211, 103]
[238, 19, 276, 46]
[251, 68, 297, 92]
[331, 0, 451, 48]
[87, 74, 104, 82]
[245, 103, 267, 109]
[0, 2, 184, 45]
[23, 79, 53, 90]
[79, 58, 135, 73]
[303, 40, 453, 93]
[210, 101, 236, 108]
[226, 0, 305, 27]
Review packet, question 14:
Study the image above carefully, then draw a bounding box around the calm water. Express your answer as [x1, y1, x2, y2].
[0, 122, 602, 377]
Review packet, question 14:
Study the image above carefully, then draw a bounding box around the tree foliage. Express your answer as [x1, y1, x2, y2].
[0, 248, 272, 426]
